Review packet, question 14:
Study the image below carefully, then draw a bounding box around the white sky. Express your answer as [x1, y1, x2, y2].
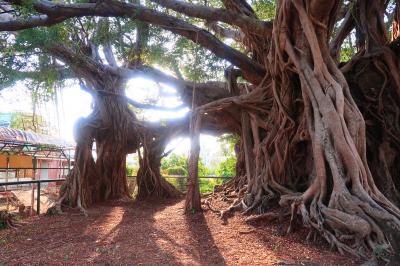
[0, 78, 224, 163]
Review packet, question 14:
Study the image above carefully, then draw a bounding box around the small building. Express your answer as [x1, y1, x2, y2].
[0, 127, 73, 186]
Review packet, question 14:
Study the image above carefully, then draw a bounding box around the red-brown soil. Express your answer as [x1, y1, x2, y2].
[0, 199, 361, 265]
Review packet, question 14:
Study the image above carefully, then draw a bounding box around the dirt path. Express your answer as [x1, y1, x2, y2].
[0, 199, 361, 265]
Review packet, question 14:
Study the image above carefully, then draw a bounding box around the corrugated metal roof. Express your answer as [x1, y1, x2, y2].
[0, 127, 72, 147]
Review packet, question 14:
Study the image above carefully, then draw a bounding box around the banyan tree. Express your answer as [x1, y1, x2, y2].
[1, 0, 400, 260]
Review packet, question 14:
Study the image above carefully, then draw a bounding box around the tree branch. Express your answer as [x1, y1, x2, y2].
[149, 0, 271, 37]
[330, 10, 355, 61]
[96, 89, 187, 111]
[0, 14, 68, 31]
[108, 65, 233, 105]
[1, 0, 266, 83]
[108, 65, 186, 89]
[206, 22, 244, 42]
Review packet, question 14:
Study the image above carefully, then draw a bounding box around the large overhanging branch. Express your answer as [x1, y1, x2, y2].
[206, 22, 244, 42]
[109, 65, 186, 90]
[96, 89, 187, 112]
[149, 0, 272, 37]
[46, 43, 233, 110]
[109, 64, 233, 104]
[0, 0, 266, 83]
[45, 44, 110, 88]
[0, 14, 70, 30]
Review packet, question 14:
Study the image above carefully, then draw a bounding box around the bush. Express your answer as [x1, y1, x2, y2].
[161, 153, 210, 176]
[215, 156, 236, 177]
[166, 166, 187, 176]
[126, 165, 139, 176]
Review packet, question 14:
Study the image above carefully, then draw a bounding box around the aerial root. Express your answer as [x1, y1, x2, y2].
[220, 199, 245, 219]
[306, 229, 319, 243]
[244, 211, 280, 223]
[202, 198, 222, 216]
[278, 193, 371, 258]
[77, 197, 88, 217]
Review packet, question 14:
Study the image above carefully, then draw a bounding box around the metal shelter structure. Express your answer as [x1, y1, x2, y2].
[0, 127, 74, 214]
[0, 127, 74, 176]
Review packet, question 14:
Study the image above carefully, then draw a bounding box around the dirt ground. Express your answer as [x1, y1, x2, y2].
[1, 187, 60, 214]
[0, 198, 362, 265]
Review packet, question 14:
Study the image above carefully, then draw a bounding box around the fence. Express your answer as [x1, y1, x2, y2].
[127, 175, 232, 193]
[0, 175, 232, 215]
[0, 179, 65, 215]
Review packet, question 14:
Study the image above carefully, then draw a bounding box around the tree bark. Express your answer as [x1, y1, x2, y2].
[136, 133, 181, 200]
[50, 45, 140, 208]
[184, 113, 202, 213]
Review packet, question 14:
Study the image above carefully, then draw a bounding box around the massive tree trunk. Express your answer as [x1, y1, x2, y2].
[93, 89, 134, 201]
[51, 45, 140, 208]
[345, 57, 400, 207]
[60, 90, 138, 208]
[136, 133, 181, 200]
[199, 0, 400, 259]
[244, 0, 400, 258]
[59, 116, 99, 208]
[136, 120, 186, 199]
[339, 0, 400, 206]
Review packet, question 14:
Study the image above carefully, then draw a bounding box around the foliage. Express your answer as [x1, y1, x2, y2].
[340, 46, 356, 62]
[197, 160, 210, 176]
[126, 165, 139, 176]
[9, 112, 51, 134]
[165, 176, 226, 194]
[217, 134, 239, 156]
[161, 153, 210, 176]
[0, 24, 68, 110]
[0, 221, 6, 230]
[215, 156, 236, 177]
[171, 37, 228, 81]
[161, 153, 187, 174]
[252, 0, 276, 20]
[199, 177, 226, 194]
[373, 244, 390, 261]
[213, 134, 238, 177]
[165, 165, 187, 176]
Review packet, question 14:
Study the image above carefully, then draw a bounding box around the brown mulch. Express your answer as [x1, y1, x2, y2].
[0, 198, 362, 265]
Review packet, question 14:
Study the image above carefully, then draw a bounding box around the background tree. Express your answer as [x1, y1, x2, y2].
[161, 153, 211, 177]
[215, 134, 238, 177]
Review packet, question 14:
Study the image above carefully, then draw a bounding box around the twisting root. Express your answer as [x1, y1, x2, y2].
[245, 212, 280, 223]
[0, 211, 20, 230]
[202, 198, 222, 215]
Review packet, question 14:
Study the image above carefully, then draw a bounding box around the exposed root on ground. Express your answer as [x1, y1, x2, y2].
[0, 211, 21, 230]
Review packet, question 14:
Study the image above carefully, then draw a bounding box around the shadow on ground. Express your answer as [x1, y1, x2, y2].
[0, 198, 360, 265]
[0, 198, 226, 265]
